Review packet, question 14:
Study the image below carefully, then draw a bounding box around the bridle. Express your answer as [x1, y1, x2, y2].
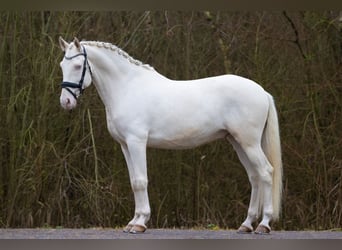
[61, 45, 92, 100]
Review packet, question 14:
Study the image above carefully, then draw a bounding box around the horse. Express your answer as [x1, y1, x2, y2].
[58, 37, 283, 235]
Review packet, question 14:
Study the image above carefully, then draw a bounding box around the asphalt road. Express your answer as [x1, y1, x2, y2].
[0, 228, 341, 239]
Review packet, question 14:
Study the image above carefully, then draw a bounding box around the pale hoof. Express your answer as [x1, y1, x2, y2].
[237, 225, 253, 234]
[254, 224, 271, 235]
[129, 224, 147, 234]
[123, 224, 133, 233]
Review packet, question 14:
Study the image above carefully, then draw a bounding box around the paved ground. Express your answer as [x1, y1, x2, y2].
[0, 228, 341, 239]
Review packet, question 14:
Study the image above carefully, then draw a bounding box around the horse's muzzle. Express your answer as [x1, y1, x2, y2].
[60, 89, 77, 110]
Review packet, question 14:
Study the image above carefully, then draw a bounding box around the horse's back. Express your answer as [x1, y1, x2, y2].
[158, 74, 269, 120]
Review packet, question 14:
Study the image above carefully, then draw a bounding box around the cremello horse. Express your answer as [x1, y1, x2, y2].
[58, 37, 282, 234]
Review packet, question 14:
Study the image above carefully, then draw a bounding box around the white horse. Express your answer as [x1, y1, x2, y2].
[58, 37, 282, 234]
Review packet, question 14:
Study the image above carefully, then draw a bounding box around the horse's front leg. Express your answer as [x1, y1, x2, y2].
[121, 140, 150, 234]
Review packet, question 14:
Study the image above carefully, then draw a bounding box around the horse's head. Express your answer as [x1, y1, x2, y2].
[59, 37, 92, 110]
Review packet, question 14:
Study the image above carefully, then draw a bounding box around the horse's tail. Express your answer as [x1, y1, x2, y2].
[262, 93, 283, 221]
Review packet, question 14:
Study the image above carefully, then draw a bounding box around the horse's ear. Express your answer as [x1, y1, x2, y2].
[59, 36, 69, 52]
[73, 37, 81, 51]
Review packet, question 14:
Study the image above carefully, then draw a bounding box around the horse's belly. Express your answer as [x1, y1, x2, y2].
[146, 129, 227, 149]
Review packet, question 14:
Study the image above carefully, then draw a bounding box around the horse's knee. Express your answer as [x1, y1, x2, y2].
[131, 178, 148, 191]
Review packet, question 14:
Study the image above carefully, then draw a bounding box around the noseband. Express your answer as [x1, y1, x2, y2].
[61, 45, 92, 100]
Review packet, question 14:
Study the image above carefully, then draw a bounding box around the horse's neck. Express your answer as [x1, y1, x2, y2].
[89, 46, 138, 81]
[87, 46, 145, 107]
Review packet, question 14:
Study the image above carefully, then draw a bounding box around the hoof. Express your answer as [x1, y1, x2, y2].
[237, 225, 253, 234]
[129, 224, 147, 234]
[254, 225, 271, 235]
[123, 224, 133, 233]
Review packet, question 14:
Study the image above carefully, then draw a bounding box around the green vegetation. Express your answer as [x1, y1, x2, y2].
[0, 11, 341, 230]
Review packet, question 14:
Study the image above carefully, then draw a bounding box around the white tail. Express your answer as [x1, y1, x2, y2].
[262, 93, 283, 221]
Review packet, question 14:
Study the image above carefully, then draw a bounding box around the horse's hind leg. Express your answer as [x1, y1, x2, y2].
[227, 135, 260, 233]
[241, 143, 274, 234]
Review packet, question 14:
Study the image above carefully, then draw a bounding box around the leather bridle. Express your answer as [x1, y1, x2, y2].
[61, 45, 92, 100]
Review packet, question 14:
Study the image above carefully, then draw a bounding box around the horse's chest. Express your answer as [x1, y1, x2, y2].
[105, 106, 145, 143]
[105, 109, 127, 142]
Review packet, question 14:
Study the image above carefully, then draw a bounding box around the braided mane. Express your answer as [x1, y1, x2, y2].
[81, 41, 154, 71]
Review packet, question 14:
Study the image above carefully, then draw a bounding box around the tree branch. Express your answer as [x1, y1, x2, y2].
[282, 11, 307, 60]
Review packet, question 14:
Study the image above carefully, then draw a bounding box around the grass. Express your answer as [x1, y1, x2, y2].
[0, 11, 341, 230]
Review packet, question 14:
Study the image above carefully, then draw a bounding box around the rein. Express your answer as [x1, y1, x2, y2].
[61, 45, 92, 100]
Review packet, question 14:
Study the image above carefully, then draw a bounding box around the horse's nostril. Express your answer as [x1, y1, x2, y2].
[66, 98, 70, 104]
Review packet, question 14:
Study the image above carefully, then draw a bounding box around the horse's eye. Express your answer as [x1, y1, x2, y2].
[74, 64, 82, 70]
